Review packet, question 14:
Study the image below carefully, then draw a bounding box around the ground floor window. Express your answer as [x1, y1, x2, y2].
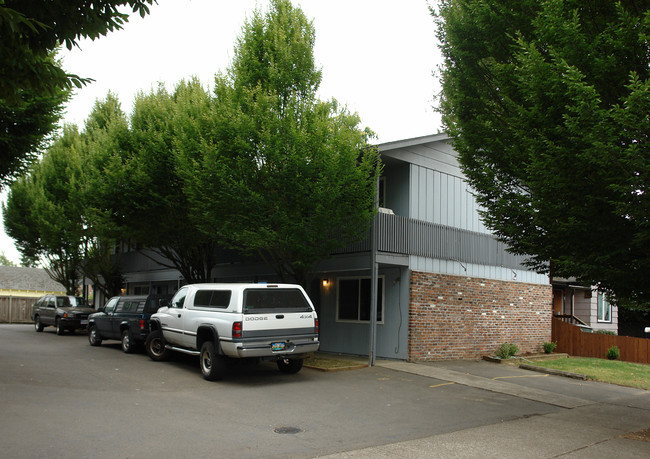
[336, 276, 384, 323]
[597, 292, 611, 322]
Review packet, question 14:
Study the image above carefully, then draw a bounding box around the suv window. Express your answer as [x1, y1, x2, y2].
[104, 297, 119, 314]
[194, 290, 232, 309]
[56, 296, 72, 307]
[243, 289, 312, 313]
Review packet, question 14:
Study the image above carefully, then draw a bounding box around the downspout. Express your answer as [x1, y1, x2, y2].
[369, 162, 380, 367]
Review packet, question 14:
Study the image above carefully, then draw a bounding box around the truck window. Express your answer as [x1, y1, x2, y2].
[171, 288, 188, 309]
[243, 289, 312, 313]
[194, 290, 232, 309]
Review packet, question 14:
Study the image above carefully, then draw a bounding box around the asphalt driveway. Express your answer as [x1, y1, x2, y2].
[0, 324, 648, 458]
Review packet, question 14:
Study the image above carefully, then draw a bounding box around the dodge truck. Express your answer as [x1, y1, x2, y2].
[145, 283, 319, 380]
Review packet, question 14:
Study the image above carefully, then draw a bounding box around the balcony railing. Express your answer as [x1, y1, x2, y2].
[334, 212, 528, 271]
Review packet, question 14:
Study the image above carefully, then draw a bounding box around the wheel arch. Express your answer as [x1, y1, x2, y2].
[196, 325, 222, 355]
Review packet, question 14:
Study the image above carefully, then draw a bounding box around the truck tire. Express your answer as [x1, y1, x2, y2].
[277, 358, 303, 374]
[88, 325, 102, 346]
[34, 316, 44, 332]
[145, 330, 170, 361]
[200, 341, 226, 381]
[121, 329, 136, 354]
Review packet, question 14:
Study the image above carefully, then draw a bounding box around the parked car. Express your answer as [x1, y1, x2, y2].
[32, 295, 95, 335]
[87, 294, 171, 353]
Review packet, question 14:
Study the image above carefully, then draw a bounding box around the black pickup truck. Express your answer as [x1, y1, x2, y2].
[88, 294, 171, 353]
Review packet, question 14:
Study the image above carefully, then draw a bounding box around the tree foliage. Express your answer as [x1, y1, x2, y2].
[0, 0, 155, 187]
[179, 0, 380, 286]
[436, 0, 650, 304]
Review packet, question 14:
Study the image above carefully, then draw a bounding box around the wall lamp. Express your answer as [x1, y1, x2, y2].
[322, 278, 330, 287]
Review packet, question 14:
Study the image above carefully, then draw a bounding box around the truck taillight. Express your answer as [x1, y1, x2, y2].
[232, 321, 242, 338]
[139, 319, 146, 330]
[314, 318, 319, 335]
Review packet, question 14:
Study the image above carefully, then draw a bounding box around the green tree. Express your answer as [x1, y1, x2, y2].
[85, 83, 220, 283]
[0, 0, 155, 186]
[179, 0, 380, 286]
[436, 0, 650, 304]
[3, 125, 86, 294]
[0, 252, 16, 266]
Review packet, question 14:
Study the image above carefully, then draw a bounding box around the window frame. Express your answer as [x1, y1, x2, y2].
[597, 292, 612, 323]
[335, 275, 385, 324]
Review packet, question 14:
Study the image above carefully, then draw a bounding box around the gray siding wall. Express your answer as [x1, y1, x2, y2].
[409, 165, 488, 234]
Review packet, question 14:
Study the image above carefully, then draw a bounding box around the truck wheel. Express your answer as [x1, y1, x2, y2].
[56, 318, 65, 335]
[145, 330, 170, 361]
[121, 330, 136, 354]
[34, 316, 44, 332]
[88, 326, 102, 346]
[277, 358, 303, 374]
[200, 341, 226, 381]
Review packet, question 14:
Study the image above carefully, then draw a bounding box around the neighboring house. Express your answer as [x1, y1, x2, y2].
[112, 133, 553, 361]
[0, 266, 66, 323]
[552, 278, 618, 334]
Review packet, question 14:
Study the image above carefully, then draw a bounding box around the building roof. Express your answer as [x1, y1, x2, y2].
[0, 266, 65, 295]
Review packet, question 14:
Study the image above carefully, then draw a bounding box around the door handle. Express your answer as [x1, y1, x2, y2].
[276, 314, 284, 319]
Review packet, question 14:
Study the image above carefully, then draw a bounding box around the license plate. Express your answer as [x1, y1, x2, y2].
[81, 320, 88, 325]
[271, 342, 286, 351]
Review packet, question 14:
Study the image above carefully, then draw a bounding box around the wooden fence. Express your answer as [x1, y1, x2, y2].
[552, 317, 649, 364]
[0, 296, 37, 324]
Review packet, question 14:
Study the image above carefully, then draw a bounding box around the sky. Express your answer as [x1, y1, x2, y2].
[0, 0, 443, 264]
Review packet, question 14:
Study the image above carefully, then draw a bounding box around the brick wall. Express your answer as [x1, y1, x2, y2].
[409, 271, 552, 360]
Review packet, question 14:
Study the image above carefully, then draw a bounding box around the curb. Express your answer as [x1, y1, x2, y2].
[519, 363, 589, 380]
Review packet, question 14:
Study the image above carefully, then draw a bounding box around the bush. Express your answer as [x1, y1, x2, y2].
[606, 345, 620, 360]
[543, 341, 557, 354]
[596, 330, 616, 335]
[496, 342, 519, 359]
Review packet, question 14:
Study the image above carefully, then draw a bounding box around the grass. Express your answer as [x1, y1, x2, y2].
[528, 357, 650, 390]
[304, 353, 368, 371]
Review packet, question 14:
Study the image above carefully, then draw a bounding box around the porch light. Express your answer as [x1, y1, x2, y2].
[322, 278, 329, 287]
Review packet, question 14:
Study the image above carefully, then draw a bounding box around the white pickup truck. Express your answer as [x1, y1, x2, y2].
[145, 283, 319, 380]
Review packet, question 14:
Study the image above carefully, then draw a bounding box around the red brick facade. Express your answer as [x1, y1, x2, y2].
[409, 271, 552, 360]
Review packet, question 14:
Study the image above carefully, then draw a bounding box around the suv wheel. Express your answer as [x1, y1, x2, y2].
[145, 330, 170, 361]
[88, 326, 102, 346]
[56, 318, 65, 335]
[34, 316, 44, 332]
[121, 330, 136, 354]
[277, 358, 304, 374]
[200, 341, 226, 381]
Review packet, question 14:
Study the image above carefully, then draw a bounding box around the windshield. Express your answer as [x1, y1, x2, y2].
[243, 288, 312, 314]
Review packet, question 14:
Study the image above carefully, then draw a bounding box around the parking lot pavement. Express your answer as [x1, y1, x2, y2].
[1, 324, 648, 458]
[321, 360, 650, 458]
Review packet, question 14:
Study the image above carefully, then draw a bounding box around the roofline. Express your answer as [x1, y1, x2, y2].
[377, 132, 450, 152]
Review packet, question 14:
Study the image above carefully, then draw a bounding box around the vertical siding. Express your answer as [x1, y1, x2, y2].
[410, 164, 488, 234]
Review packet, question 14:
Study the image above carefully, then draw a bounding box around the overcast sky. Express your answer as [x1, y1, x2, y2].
[1, 0, 443, 264]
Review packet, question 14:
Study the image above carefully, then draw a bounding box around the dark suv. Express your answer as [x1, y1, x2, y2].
[32, 295, 95, 335]
[88, 294, 171, 353]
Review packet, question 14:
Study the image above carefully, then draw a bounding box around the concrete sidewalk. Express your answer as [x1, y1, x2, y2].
[320, 360, 650, 458]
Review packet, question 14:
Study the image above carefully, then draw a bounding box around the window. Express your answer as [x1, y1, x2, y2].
[597, 292, 611, 323]
[103, 297, 118, 314]
[243, 288, 312, 313]
[194, 290, 232, 309]
[337, 277, 383, 323]
[171, 288, 188, 309]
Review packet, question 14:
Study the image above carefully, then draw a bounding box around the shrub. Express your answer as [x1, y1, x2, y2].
[596, 330, 616, 335]
[543, 341, 557, 354]
[606, 345, 620, 360]
[496, 342, 519, 359]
